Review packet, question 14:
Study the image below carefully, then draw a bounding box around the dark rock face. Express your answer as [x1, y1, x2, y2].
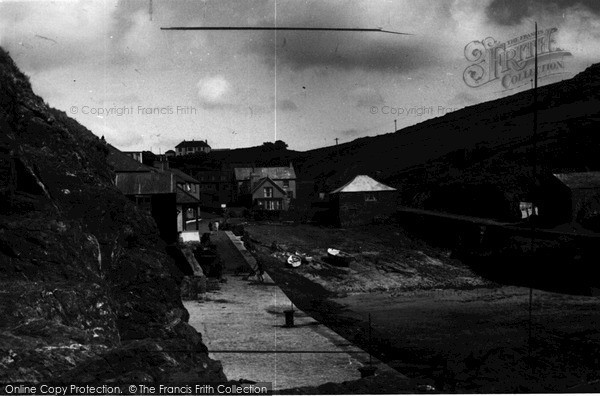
[180, 276, 207, 300]
[0, 48, 225, 382]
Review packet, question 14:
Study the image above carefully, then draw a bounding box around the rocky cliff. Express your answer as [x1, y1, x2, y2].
[0, 47, 225, 382]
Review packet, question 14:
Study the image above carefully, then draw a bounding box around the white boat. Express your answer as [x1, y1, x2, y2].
[327, 248, 353, 266]
[287, 255, 302, 267]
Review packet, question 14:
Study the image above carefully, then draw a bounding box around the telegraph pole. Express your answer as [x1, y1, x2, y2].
[528, 21, 539, 368]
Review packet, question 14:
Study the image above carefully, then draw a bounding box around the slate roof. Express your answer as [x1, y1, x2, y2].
[553, 172, 600, 189]
[250, 177, 287, 195]
[234, 166, 296, 181]
[115, 172, 174, 195]
[176, 188, 201, 204]
[175, 140, 210, 148]
[107, 145, 154, 173]
[170, 168, 200, 184]
[330, 175, 396, 194]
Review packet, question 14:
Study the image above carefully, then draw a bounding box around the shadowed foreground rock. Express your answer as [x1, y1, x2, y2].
[0, 47, 225, 382]
[281, 371, 422, 394]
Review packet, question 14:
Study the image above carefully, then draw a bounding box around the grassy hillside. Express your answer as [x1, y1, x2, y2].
[171, 63, 600, 221]
[292, 63, 600, 219]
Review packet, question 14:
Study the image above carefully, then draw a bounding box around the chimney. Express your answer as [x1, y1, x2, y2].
[249, 172, 260, 189]
[153, 160, 169, 171]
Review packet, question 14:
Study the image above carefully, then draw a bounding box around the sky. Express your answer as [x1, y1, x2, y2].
[1, 0, 599, 152]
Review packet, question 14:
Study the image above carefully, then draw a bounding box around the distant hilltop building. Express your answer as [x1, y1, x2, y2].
[175, 139, 211, 156]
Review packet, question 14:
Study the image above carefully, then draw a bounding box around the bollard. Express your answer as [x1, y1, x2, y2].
[358, 365, 377, 378]
[283, 309, 295, 327]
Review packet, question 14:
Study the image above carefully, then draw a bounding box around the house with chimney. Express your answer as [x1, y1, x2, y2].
[233, 164, 296, 210]
[175, 139, 211, 156]
[195, 167, 234, 210]
[106, 145, 178, 242]
[107, 145, 204, 238]
[169, 168, 202, 232]
[139, 154, 202, 232]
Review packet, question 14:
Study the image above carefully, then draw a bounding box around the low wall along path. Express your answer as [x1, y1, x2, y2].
[184, 227, 399, 390]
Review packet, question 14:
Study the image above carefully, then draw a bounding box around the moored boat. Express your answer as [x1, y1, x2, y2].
[287, 254, 302, 267]
[327, 248, 354, 267]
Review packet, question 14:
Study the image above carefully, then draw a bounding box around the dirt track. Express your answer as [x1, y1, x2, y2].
[246, 223, 600, 393]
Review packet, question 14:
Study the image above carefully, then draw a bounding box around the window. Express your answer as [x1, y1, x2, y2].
[265, 200, 281, 210]
[365, 193, 377, 202]
[134, 195, 151, 205]
[519, 202, 538, 219]
[133, 195, 152, 211]
[287, 191, 294, 199]
[264, 187, 273, 198]
[283, 180, 289, 188]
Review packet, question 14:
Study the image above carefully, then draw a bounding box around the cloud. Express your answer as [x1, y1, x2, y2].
[100, 93, 141, 106]
[349, 86, 384, 107]
[246, 30, 437, 74]
[276, 99, 298, 111]
[196, 75, 235, 109]
[451, 91, 480, 107]
[476, 0, 600, 68]
[485, 0, 531, 26]
[485, 0, 600, 26]
[0, 0, 119, 71]
[341, 128, 362, 136]
[90, 123, 143, 150]
[241, 0, 450, 74]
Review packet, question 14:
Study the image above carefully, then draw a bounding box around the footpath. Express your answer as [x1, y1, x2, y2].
[184, 226, 400, 391]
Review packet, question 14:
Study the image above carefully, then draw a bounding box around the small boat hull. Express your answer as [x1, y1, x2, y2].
[287, 255, 302, 267]
[327, 248, 353, 267]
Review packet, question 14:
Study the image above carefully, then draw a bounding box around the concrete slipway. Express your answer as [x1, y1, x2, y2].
[184, 228, 400, 391]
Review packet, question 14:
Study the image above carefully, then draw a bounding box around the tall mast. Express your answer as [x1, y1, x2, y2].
[533, 22, 538, 180]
